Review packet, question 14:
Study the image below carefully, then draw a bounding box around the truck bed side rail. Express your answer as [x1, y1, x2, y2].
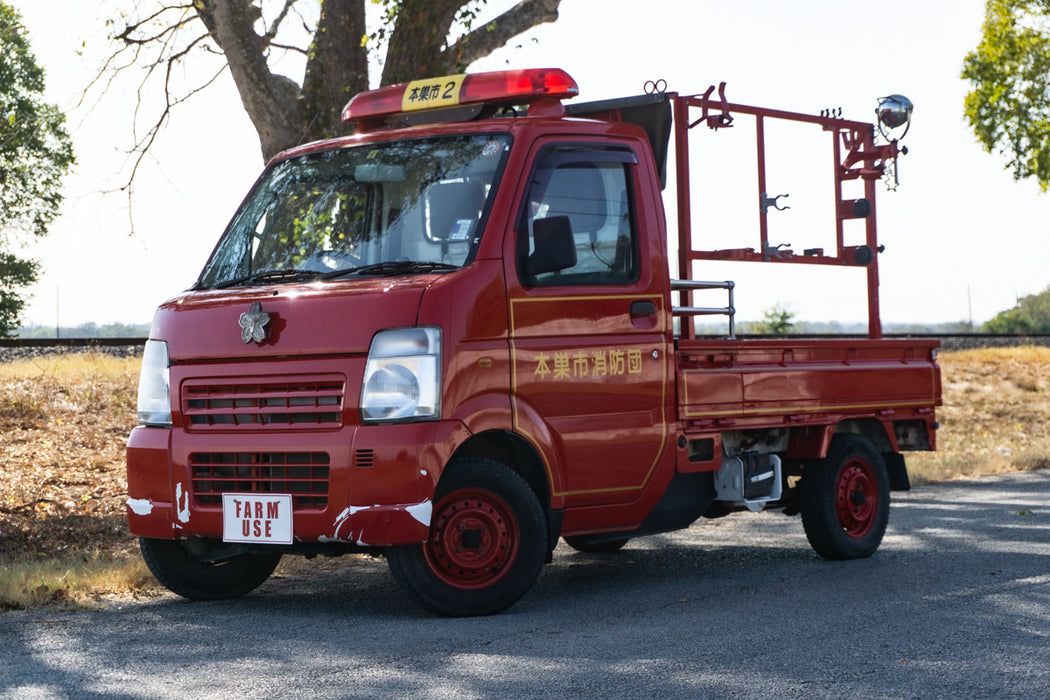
[671, 279, 736, 339]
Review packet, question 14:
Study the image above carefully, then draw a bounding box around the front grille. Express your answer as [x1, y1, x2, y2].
[183, 376, 345, 430]
[190, 452, 330, 510]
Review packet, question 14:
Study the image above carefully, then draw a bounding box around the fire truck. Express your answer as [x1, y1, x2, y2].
[126, 68, 940, 616]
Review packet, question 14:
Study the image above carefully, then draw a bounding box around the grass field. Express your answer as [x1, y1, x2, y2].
[908, 346, 1050, 482]
[2, 347, 1048, 610]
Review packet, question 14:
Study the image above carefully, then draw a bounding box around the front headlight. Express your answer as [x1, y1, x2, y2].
[361, 327, 441, 423]
[137, 339, 172, 427]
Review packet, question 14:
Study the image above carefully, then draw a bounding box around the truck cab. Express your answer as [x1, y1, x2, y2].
[127, 68, 939, 616]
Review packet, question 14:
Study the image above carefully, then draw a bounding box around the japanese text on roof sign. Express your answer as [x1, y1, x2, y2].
[401, 74, 466, 112]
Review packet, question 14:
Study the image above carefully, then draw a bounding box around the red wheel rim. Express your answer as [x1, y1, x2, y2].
[835, 458, 878, 538]
[425, 488, 518, 590]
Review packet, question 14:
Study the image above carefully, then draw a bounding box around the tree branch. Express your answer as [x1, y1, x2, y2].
[261, 0, 299, 47]
[113, 3, 196, 41]
[446, 0, 562, 70]
[116, 13, 198, 46]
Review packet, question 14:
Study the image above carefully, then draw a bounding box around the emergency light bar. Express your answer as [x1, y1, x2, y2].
[341, 68, 579, 124]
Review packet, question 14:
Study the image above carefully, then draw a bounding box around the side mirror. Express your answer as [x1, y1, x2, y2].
[526, 215, 577, 277]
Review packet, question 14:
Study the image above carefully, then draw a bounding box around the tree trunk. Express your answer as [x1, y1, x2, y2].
[191, 0, 564, 159]
[302, 0, 369, 144]
[381, 0, 463, 85]
[194, 0, 304, 160]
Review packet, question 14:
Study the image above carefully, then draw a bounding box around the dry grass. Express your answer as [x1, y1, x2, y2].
[0, 353, 159, 609]
[0, 354, 140, 557]
[0, 554, 159, 611]
[1, 347, 1048, 610]
[908, 346, 1050, 484]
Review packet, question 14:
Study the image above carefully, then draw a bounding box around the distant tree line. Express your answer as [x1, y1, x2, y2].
[16, 322, 151, 339]
[982, 286, 1050, 334]
[694, 319, 977, 336]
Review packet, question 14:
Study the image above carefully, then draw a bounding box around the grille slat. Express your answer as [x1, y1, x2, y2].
[190, 452, 330, 510]
[183, 376, 345, 430]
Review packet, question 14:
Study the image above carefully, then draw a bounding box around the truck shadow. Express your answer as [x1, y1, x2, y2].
[3, 471, 1048, 698]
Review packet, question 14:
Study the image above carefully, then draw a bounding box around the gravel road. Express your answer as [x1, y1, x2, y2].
[2, 469, 1047, 699]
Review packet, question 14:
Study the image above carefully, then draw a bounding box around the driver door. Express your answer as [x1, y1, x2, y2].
[506, 141, 670, 508]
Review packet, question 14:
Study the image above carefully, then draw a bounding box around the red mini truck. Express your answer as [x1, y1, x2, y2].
[126, 68, 940, 615]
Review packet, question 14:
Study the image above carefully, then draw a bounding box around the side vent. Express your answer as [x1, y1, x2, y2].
[354, 449, 375, 468]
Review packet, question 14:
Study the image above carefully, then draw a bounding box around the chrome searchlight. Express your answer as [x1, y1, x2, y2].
[876, 94, 913, 140]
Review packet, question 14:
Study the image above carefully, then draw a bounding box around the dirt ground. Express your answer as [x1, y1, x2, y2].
[0, 354, 139, 561]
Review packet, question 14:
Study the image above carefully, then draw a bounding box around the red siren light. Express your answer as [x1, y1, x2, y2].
[342, 68, 579, 124]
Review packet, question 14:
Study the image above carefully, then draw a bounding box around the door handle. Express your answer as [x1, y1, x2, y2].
[630, 300, 657, 317]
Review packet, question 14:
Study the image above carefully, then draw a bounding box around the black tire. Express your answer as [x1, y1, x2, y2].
[139, 537, 281, 600]
[800, 434, 891, 560]
[386, 457, 547, 617]
[563, 534, 630, 553]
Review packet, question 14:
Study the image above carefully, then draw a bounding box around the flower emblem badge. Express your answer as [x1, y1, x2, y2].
[238, 301, 271, 344]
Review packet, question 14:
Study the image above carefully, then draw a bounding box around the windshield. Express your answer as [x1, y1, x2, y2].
[197, 134, 511, 289]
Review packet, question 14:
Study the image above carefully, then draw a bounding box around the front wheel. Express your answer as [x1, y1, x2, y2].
[139, 537, 281, 600]
[800, 435, 890, 560]
[387, 457, 547, 616]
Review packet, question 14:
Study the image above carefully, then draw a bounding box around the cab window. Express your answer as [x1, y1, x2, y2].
[517, 147, 639, 287]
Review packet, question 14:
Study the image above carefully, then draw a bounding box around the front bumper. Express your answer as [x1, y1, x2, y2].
[126, 419, 468, 546]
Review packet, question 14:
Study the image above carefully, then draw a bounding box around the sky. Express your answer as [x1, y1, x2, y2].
[9, 0, 1050, 329]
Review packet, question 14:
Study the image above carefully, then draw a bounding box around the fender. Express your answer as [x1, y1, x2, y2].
[507, 393, 565, 507]
[786, 417, 902, 460]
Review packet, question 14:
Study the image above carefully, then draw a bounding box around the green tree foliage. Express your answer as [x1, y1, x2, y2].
[0, 3, 74, 337]
[0, 253, 38, 335]
[963, 0, 1050, 189]
[983, 285, 1050, 333]
[747, 303, 796, 335]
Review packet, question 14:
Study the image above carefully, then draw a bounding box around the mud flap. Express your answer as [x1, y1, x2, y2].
[546, 508, 564, 562]
[636, 471, 715, 536]
[883, 452, 911, 491]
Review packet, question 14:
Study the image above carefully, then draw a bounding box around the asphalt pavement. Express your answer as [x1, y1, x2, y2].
[2, 469, 1048, 699]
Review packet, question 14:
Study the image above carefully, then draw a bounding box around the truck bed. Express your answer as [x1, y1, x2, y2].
[675, 337, 940, 430]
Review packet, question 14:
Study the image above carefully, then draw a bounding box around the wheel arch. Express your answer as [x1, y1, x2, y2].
[833, 418, 895, 453]
[787, 418, 894, 462]
[449, 430, 553, 513]
[786, 419, 908, 492]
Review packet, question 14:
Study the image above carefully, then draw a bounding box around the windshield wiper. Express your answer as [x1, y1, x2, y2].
[320, 260, 458, 280]
[212, 269, 322, 289]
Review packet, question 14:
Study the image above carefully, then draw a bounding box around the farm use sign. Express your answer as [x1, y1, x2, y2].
[222, 493, 293, 544]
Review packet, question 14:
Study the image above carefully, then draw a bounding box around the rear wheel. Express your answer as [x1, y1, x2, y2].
[139, 537, 281, 600]
[800, 434, 890, 560]
[387, 457, 547, 616]
[563, 534, 630, 553]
